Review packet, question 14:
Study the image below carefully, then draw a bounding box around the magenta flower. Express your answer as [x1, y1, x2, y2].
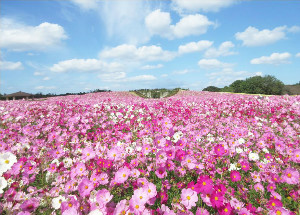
[155, 166, 167, 179]
[267, 183, 276, 192]
[210, 192, 224, 208]
[214, 144, 225, 156]
[196, 208, 210, 215]
[114, 166, 130, 184]
[78, 178, 94, 197]
[20, 198, 39, 212]
[181, 188, 198, 209]
[230, 170, 241, 182]
[218, 203, 233, 215]
[267, 197, 283, 210]
[214, 184, 227, 195]
[197, 175, 213, 194]
[240, 161, 250, 172]
[282, 168, 299, 184]
[254, 183, 265, 192]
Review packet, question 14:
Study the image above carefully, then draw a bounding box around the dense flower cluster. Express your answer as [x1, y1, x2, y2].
[0, 91, 299, 214]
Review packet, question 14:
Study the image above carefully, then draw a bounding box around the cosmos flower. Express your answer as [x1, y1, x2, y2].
[230, 170, 241, 182]
[78, 178, 94, 197]
[181, 188, 198, 210]
[282, 168, 299, 184]
[114, 167, 130, 184]
[0, 152, 17, 175]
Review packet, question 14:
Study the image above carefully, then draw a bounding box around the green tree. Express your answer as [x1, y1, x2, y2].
[202, 86, 221, 92]
[229, 80, 245, 93]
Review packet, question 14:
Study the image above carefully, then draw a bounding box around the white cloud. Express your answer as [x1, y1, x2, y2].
[126, 75, 157, 82]
[34, 71, 44, 76]
[50, 59, 123, 73]
[35, 86, 56, 90]
[141, 64, 163, 70]
[172, 0, 238, 12]
[0, 18, 67, 51]
[206, 68, 262, 87]
[296, 53, 300, 57]
[178, 40, 213, 54]
[145, 10, 214, 39]
[43, 77, 50, 81]
[145, 9, 172, 38]
[204, 41, 237, 58]
[198, 59, 232, 69]
[161, 74, 168, 77]
[0, 60, 23, 71]
[235, 26, 287, 46]
[287, 26, 300, 33]
[172, 69, 190, 75]
[250, 52, 291, 65]
[99, 44, 176, 62]
[70, 0, 99, 10]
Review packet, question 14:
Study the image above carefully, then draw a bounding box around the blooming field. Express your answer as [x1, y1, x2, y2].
[0, 91, 299, 215]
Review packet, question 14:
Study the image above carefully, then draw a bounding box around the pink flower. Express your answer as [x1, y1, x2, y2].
[218, 203, 233, 215]
[282, 168, 299, 184]
[181, 188, 198, 210]
[144, 182, 157, 199]
[182, 156, 196, 169]
[230, 170, 241, 182]
[78, 178, 94, 197]
[214, 184, 227, 195]
[129, 198, 146, 213]
[96, 189, 113, 207]
[267, 183, 276, 192]
[132, 187, 149, 204]
[240, 161, 250, 172]
[196, 208, 210, 215]
[267, 197, 282, 210]
[114, 166, 130, 184]
[114, 200, 129, 215]
[291, 149, 300, 163]
[20, 198, 39, 212]
[155, 166, 167, 179]
[81, 147, 95, 161]
[254, 183, 265, 192]
[214, 144, 225, 156]
[197, 175, 213, 194]
[187, 181, 201, 194]
[210, 192, 224, 208]
[269, 207, 290, 215]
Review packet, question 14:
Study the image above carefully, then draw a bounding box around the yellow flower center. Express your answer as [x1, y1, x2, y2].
[215, 197, 218, 200]
[272, 202, 276, 206]
[87, 153, 90, 156]
[123, 174, 126, 177]
[287, 173, 292, 178]
[203, 182, 206, 186]
[135, 205, 139, 209]
[187, 196, 191, 200]
[85, 185, 88, 189]
[148, 189, 151, 193]
[224, 208, 228, 212]
[5, 160, 9, 164]
[276, 211, 282, 215]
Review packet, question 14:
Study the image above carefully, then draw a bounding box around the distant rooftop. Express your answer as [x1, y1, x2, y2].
[5, 91, 33, 97]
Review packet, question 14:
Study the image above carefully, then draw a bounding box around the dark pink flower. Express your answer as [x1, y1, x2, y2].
[197, 175, 213, 194]
[267, 197, 282, 210]
[214, 144, 225, 156]
[155, 166, 167, 179]
[218, 203, 233, 215]
[210, 192, 224, 208]
[230, 170, 241, 182]
[20, 198, 39, 212]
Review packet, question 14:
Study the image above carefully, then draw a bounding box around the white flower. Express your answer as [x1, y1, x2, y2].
[51, 159, 60, 165]
[125, 147, 134, 154]
[52, 195, 66, 209]
[89, 209, 103, 215]
[0, 152, 17, 175]
[235, 147, 243, 154]
[238, 138, 245, 144]
[262, 148, 269, 153]
[0, 176, 8, 194]
[249, 152, 259, 161]
[63, 158, 73, 168]
[228, 163, 240, 171]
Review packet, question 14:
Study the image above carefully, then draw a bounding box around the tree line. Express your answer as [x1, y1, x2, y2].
[202, 75, 299, 95]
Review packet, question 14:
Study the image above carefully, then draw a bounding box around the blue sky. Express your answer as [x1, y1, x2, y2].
[0, 0, 299, 94]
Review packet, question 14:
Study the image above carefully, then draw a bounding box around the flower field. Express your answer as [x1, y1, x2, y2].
[0, 91, 299, 215]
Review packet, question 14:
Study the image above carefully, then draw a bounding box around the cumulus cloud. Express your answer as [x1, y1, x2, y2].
[99, 44, 176, 62]
[145, 10, 214, 39]
[0, 60, 23, 71]
[198, 59, 233, 69]
[204, 41, 237, 58]
[296, 53, 300, 57]
[287, 25, 300, 33]
[206, 68, 263, 87]
[141, 64, 163, 70]
[0, 18, 67, 51]
[70, 0, 99, 10]
[235, 26, 289, 46]
[172, 0, 238, 12]
[172, 69, 190, 75]
[100, 74, 157, 82]
[178, 40, 213, 54]
[35, 86, 56, 90]
[250, 52, 291, 65]
[43, 77, 50, 81]
[50, 59, 123, 73]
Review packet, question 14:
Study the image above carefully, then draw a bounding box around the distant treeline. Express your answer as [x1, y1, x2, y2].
[202, 75, 300, 95]
[0, 89, 111, 100]
[131, 88, 189, 98]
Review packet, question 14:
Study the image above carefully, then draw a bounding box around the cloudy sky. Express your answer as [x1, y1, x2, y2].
[0, 0, 299, 94]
